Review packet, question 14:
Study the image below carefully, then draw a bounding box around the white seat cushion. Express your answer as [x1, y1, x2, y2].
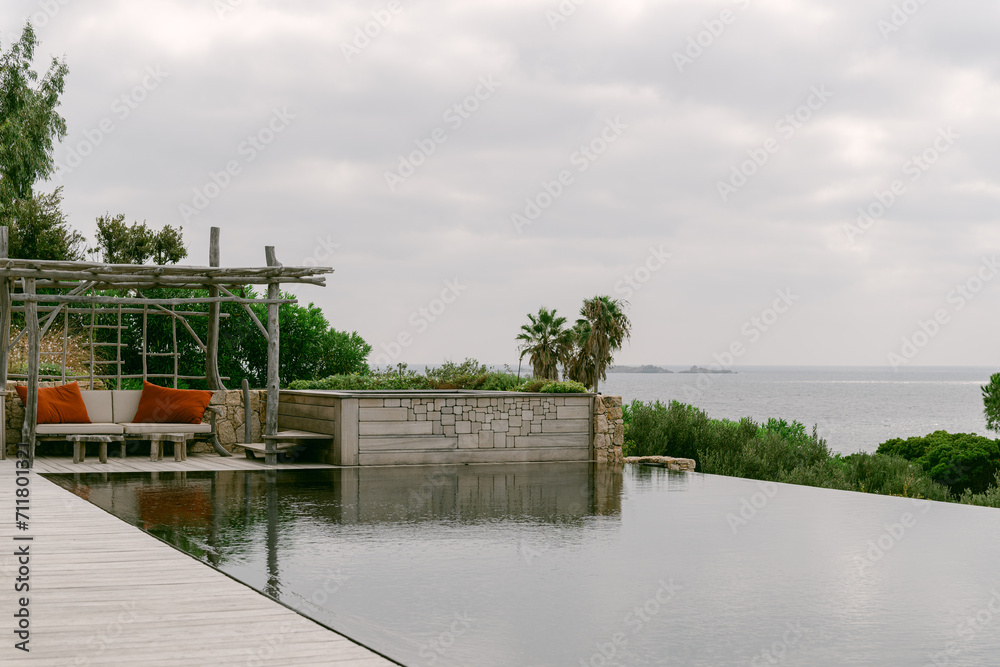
[112, 390, 143, 423]
[79, 391, 114, 423]
[37, 423, 124, 435]
[121, 423, 212, 435]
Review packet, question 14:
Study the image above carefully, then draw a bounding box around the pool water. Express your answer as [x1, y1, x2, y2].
[47, 464, 1000, 666]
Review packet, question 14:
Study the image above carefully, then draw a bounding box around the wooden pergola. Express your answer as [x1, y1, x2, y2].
[0, 226, 333, 462]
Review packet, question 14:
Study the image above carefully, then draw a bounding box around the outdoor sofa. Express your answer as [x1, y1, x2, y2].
[16, 382, 222, 456]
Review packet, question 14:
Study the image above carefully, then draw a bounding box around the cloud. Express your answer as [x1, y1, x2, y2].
[6, 0, 1000, 367]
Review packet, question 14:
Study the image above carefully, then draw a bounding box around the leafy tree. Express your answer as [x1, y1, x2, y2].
[7, 186, 84, 259]
[567, 296, 631, 393]
[0, 22, 69, 231]
[90, 214, 187, 264]
[878, 430, 1000, 495]
[982, 373, 1000, 433]
[516, 307, 574, 380]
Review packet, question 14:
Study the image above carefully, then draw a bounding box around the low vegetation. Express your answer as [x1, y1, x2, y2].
[289, 358, 592, 393]
[621, 400, 993, 504]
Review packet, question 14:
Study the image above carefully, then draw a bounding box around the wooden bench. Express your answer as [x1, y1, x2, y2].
[239, 430, 333, 465]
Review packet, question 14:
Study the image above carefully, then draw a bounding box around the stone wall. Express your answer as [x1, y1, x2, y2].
[593, 395, 624, 466]
[3, 385, 266, 457]
[278, 390, 598, 466]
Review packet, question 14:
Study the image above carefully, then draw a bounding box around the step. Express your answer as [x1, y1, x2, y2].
[264, 430, 334, 441]
[238, 442, 302, 454]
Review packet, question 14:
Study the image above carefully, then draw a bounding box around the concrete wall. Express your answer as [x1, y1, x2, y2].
[278, 390, 616, 466]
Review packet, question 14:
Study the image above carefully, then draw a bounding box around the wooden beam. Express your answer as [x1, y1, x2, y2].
[10, 294, 296, 306]
[218, 285, 268, 340]
[23, 277, 39, 463]
[0, 228, 8, 460]
[265, 247, 280, 463]
[206, 227, 224, 390]
[8, 281, 94, 348]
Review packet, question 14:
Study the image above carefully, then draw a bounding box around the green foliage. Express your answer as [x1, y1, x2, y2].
[516, 307, 574, 381]
[982, 373, 1000, 433]
[876, 431, 1000, 495]
[538, 380, 588, 393]
[291, 359, 527, 391]
[0, 23, 69, 225]
[7, 187, 84, 260]
[960, 472, 1000, 508]
[622, 400, 952, 502]
[566, 295, 631, 393]
[623, 400, 710, 460]
[90, 214, 187, 264]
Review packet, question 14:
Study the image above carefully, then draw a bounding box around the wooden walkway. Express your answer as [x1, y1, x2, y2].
[0, 456, 398, 666]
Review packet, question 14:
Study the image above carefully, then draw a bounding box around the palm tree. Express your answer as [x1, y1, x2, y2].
[516, 307, 574, 381]
[567, 296, 631, 393]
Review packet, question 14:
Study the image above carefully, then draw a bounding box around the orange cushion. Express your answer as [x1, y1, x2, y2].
[15, 382, 92, 424]
[132, 381, 212, 424]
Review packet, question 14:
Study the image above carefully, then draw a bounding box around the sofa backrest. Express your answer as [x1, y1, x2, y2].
[80, 390, 114, 423]
[112, 390, 143, 423]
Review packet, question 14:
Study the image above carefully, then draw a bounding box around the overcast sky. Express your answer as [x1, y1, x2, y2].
[4, 0, 1000, 369]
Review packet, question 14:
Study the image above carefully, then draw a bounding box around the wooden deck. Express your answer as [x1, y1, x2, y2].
[29, 452, 338, 475]
[0, 456, 398, 666]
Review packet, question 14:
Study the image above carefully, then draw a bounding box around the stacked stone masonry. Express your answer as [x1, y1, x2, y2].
[593, 395, 625, 466]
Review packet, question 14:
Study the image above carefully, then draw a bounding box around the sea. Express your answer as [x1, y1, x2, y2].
[601, 366, 997, 455]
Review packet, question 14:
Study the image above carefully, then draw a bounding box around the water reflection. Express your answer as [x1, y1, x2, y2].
[50, 462, 621, 586]
[49, 464, 1000, 666]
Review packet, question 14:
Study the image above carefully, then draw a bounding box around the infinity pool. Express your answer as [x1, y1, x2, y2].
[47, 464, 1000, 666]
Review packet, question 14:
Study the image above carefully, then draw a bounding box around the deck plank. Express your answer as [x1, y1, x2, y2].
[0, 458, 397, 666]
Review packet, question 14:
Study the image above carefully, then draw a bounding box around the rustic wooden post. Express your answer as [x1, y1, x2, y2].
[23, 278, 39, 464]
[242, 378, 252, 444]
[264, 247, 280, 465]
[206, 227, 224, 389]
[0, 228, 9, 460]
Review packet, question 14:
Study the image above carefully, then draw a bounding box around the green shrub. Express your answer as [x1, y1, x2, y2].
[538, 380, 588, 393]
[960, 472, 1000, 508]
[520, 379, 547, 393]
[622, 400, 951, 502]
[623, 400, 711, 460]
[877, 431, 1000, 495]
